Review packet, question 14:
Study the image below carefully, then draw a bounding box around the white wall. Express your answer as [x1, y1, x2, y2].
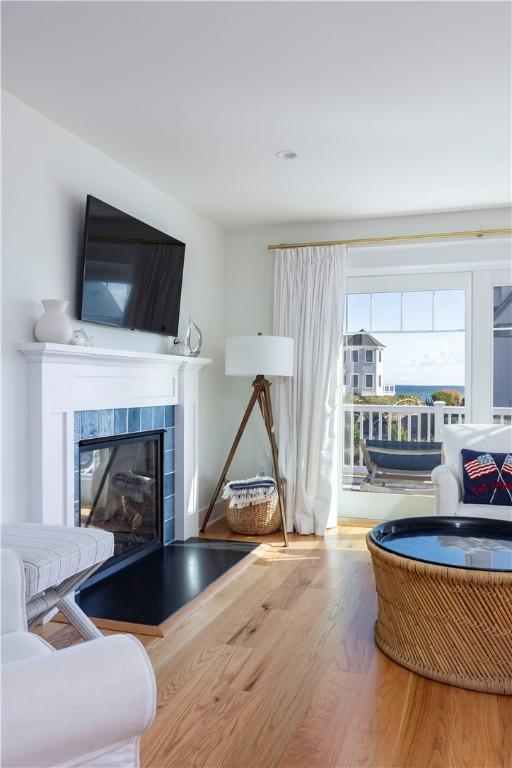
[1, 92, 226, 523]
[223, 208, 512, 481]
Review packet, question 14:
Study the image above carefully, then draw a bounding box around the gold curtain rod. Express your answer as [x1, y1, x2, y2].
[267, 228, 512, 251]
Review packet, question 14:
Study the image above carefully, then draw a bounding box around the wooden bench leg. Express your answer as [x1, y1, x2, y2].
[57, 595, 103, 641]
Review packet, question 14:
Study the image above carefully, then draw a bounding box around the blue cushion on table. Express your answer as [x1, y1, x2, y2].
[462, 449, 512, 506]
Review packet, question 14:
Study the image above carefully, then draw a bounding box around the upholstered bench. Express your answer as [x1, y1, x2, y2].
[1, 523, 114, 641]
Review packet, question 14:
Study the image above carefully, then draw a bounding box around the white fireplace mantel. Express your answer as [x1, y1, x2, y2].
[18, 343, 211, 541]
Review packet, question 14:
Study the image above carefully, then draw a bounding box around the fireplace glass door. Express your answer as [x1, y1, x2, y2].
[79, 431, 163, 566]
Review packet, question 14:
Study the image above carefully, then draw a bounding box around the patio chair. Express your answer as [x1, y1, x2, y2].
[361, 439, 443, 489]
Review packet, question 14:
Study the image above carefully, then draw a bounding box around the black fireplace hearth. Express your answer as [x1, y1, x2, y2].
[78, 538, 259, 629]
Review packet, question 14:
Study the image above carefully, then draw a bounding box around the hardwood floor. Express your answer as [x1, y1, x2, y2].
[37, 520, 512, 768]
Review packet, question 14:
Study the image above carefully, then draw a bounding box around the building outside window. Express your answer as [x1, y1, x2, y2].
[343, 330, 385, 396]
[493, 285, 512, 409]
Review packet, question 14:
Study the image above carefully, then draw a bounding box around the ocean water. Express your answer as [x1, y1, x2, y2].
[394, 384, 465, 403]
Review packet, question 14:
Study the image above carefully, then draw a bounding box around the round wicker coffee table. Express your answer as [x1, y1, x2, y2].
[367, 516, 512, 694]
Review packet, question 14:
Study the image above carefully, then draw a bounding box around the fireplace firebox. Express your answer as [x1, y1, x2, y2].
[79, 430, 163, 582]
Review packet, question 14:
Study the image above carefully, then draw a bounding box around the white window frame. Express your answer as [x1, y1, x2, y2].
[365, 349, 374, 363]
[471, 268, 512, 421]
[492, 283, 512, 411]
[346, 272, 472, 418]
[365, 373, 374, 389]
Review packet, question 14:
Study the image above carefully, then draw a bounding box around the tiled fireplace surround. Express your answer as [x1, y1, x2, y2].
[74, 405, 176, 544]
[18, 343, 211, 543]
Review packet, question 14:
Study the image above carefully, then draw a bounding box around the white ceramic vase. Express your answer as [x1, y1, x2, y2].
[34, 300, 73, 344]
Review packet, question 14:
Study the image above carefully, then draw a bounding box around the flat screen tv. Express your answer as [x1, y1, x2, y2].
[80, 195, 185, 335]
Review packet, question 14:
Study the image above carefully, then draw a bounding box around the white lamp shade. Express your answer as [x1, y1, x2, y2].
[225, 335, 294, 377]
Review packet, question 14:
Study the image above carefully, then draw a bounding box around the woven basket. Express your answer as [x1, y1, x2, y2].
[367, 534, 512, 694]
[224, 490, 281, 535]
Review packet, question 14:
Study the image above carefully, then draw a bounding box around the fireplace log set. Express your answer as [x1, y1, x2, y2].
[84, 447, 155, 533]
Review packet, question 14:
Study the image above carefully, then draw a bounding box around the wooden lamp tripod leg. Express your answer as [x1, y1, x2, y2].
[200, 376, 264, 532]
[259, 380, 288, 547]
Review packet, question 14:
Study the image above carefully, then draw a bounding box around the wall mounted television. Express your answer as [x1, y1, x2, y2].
[79, 195, 185, 335]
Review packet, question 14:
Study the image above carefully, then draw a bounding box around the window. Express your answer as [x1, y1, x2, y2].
[343, 373, 347, 385]
[343, 350, 347, 363]
[351, 350, 359, 363]
[493, 285, 512, 408]
[346, 294, 370, 331]
[371, 292, 401, 331]
[342, 276, 468, 502]
[403, 291, 432, 331]
[346, 289, 465, 333]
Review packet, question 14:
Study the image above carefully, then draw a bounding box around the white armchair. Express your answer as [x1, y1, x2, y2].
[432, 423, 512, 520]
[1, 549, 157, 768]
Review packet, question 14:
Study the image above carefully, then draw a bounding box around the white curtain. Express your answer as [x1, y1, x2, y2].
[273, 244, 346, 535]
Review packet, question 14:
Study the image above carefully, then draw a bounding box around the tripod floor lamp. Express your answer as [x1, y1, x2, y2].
[200, 334, 294, 547]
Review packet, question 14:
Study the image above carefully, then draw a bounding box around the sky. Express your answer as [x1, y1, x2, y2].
[375, 332, 465, 386]
[346, 289, 465, 386]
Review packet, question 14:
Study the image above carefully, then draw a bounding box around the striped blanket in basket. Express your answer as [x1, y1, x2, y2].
[222, 475, 277, 509]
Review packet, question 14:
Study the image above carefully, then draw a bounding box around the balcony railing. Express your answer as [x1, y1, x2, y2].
[343, 401, 512, 471]
[493, 407, 512, 425]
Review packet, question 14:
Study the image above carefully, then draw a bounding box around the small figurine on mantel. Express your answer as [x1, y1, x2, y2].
[71, 328, 94, 347]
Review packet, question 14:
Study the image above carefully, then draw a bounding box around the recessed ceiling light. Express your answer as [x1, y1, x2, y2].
[275, 150, 298, 160]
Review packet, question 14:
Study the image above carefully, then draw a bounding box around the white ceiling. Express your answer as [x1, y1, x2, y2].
[2, 1, 511, 228]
